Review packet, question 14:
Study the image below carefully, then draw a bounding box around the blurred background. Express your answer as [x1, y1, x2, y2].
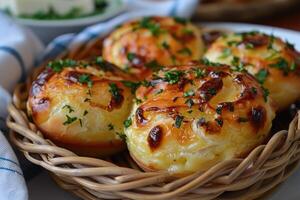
[1, 0, 299, 44]
[195, 0, 300, 31]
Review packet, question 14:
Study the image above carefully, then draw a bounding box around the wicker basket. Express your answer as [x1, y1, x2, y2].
[6, 32, 300, 200]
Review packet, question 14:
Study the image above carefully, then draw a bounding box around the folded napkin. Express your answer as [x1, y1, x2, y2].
[0, 1, 197, 200]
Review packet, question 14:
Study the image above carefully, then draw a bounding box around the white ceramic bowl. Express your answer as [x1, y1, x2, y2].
[16, 0, 125, 44]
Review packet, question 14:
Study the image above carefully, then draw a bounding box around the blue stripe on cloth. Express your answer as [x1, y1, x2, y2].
[0, 46, 26, 82]
[0, 167, 23, 176]
[0, 157, 19, 167]
[169, 0, 179, 16]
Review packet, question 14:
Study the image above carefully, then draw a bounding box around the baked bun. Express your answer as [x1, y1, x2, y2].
[102, 16, 204, 79]
[124, 63, 275, 175]
[204, 31, 300, 110]
[27, 58, 135, 156]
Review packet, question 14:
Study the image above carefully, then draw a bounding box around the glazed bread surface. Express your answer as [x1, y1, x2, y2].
[27, 59, 135, 156]
[204, 31, 300, 110]
[103, 16, 204, 79]
[125, 63, 276, 175]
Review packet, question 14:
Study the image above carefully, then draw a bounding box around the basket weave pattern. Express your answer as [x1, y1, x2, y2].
[6, 73, 300, 200]
[6, 38, 300, 200]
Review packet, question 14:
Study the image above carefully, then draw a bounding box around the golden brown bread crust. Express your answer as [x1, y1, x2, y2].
[102, 16, 204, 80]
[125, 63, 275, 175]
[27, 59, 135, 156]
[204, 31, 300, 111]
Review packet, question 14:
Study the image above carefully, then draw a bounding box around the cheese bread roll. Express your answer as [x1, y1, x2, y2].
[103, 16, 204, 79]
[125, 63, 275, 175]
[27, 58, 136, 156]
[204, 31, 300, 110]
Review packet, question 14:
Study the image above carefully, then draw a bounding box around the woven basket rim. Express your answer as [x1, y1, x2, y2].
[6, 27, 300, 200]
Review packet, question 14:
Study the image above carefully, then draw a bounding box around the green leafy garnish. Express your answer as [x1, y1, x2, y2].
[109, 83, 122, 102]
[123, 118, 132, 128]
[63, 105, 74, 113]
[83, 110, 88, 116]
[183, 90, 195, 97]
[255, 69, 269, 84]
[174, 115, 184, 128]
[78, 74, 93, 88]
[139, 17, 164, 36]
[193, 68, 206, 78]
[108, 123, 114, 130]
[174, 17, 188, 24]
[145, 60, 163, 71]
[162, 41, 170, 49]
[116, 132, 127, 141]
[185, 98, 194, 108]
[218, 48, 231, 59]
[127, 52, 137, 62]
[122, 81, 141, 94]
[262, 87, 269, 102]
[48, 59, 77, 72]
[269, 58, 290, 75]
[63, 115, 77, 125]
[164, 70, 184, 84]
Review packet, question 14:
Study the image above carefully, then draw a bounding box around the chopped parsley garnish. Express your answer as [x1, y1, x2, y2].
[269, 58, 290, 75]
[208, 88, 217, 96]
[139, 17, 163, 36]
[268, 34, 275, 49]
[83, 110, 88, 116]
[155, 89, 164, 95]
[109, 83, 122, 102]
[227, 41, 239, 47]
[183, 90, 195, 97]
[123, 118, 132, 128]
[185, 98, 194, 108]
[84, 98, 91, 102]
[286, 40, 295, 50]
[201, 58, 222, 67]
[162, 41, 170, 49]
[215, 118, 223, 127]
[174, 17, 188, 24]
[78, 74, 93, 88]
[290, 62, 296, 71]
[245, 43, 254, 49]
[174, 115, 184, 128]
[231, 56, 246, 72]
[63, 105, 74, 113]
[177, 47, 192, 56]
[164, 70, 184, 84]
[135, 98, 142, 104]
[251, 87, 257, 95]
[121, 81, 141, 94]
[94, 56, 114, 71]
[116, 132, 127, 141]
[127, 52, 137, 62]
[48, 59, 77, 72]
[145, 60, 163, 71]
[193, 68, 206, 78]
[108, 123, 114, 130]
[218, 48, 231, 59]
[182, 28, 193, 35]
[262, 87, 269, 102]
[238, 117, 249, 123]
[216, 107, 222, 115]
[63, 115, 77, 125]
[255, 69, 269, 84]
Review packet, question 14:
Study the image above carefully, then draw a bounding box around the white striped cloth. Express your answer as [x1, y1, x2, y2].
[0, 1, 198, 200]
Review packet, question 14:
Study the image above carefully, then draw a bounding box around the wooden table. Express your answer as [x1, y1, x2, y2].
[259, 9, 300, 31]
